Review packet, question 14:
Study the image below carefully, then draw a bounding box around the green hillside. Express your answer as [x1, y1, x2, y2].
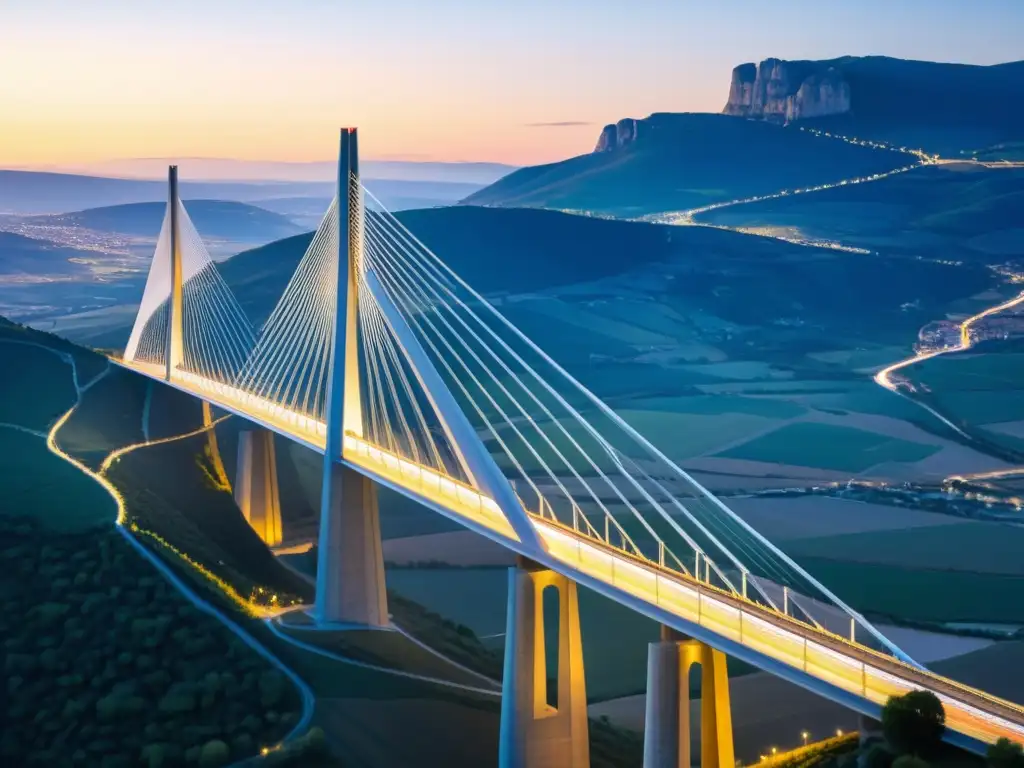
[219, 206, 683, 323]
[699, 165, 1024, 259]
[463, 113, 909, 216]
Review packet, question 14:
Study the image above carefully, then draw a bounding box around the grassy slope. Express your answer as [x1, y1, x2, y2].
[0, 324, 308, 765]
[464, 113, 908, 215]
[700, 165, 1024, 257]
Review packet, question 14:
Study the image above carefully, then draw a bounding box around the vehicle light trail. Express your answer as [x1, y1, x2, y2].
[874, 289, 1024, 392]
[873, 290, 1024, 485]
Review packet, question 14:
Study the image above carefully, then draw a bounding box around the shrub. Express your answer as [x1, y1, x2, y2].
[865, 744, 895, 768]
[881, 690, 945, 757]
[198, 740, 230, 767]
[892, 756, 930, 768]
[303, 727, 327, 757]
[988, 738, 1024, 768]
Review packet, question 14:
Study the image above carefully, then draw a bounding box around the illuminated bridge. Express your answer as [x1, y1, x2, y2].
[116, 129, 1023, 767]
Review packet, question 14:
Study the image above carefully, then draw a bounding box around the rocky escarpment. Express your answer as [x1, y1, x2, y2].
[594, 118, 639, 152]
[724, 58, 851, 123]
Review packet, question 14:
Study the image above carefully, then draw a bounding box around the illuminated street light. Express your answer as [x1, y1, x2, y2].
[836, 729, 844, 738]
[801, 731, 809, 746]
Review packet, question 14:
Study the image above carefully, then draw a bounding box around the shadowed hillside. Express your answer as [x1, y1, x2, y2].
[25, 200, 303, 242]
[0, 231, 100, 276]
[214, 205, 992, 351]
[218, 206, 682, 323]
[463, 113, 909, 216]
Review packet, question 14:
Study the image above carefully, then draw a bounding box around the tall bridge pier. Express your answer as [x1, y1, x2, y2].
[234, 429, 283, 547]
[314, 127, 389, 628]
[315, 462, 388, 626]
[499, 560, 590, 768]
[165, 165, 184, 381]
[643, 627, 735, 768]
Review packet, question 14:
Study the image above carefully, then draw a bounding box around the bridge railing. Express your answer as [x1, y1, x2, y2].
[342, 433, 516, 539]
[534, 516, 1024, 746]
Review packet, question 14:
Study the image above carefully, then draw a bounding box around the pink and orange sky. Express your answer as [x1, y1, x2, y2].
[2, 0, 1021, 168]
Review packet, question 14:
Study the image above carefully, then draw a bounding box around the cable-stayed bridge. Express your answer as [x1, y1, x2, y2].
[114, 130, 1023, 766]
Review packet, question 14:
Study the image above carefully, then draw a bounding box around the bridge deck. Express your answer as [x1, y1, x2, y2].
[117, 362, 1024, 750]
[342, 434, 1024, 750]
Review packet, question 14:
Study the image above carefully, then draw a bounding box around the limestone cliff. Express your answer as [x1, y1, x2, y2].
[723, 58, 851, 123]
[594, 118, 639, 152]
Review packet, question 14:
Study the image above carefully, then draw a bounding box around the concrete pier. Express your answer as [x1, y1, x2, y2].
[313, 461, 388, 627]
[234, 429, 283, 547]
[499, 561, 590, 768]
[643, 627, 734, 768]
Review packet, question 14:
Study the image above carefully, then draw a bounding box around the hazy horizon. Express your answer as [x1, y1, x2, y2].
[5, 156, 519, 184]
[2, 0, 1023, 168]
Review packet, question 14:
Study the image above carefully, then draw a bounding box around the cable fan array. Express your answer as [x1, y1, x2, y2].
[124, 200, 254, 384]
[177, 200, 255, 384]
[234, 198, 340, 424]
[124, 207, 172, 366]
[355, 186, 911, 664]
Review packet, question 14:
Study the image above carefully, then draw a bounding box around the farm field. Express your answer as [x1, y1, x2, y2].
[728, 496, 968, 543]
[715, 421, 940, 472]
[795, 556, 1024, 624]
[785, 521, 1024, 575]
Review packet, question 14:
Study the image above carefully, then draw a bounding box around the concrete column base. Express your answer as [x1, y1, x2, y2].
[234, 429, 283, 547]
[499, 563, 590, 768]
[313, 461, 388, 628]
[643, 631, 735, 768]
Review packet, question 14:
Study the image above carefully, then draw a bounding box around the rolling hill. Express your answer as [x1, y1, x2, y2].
[0, 231, 99, 277]
[27, 200, 304, 242]
[462, 113, 909, 217]
[213, 205, 990, 346]
[0, 170, 334, 215]
[0, 169, 491, 217]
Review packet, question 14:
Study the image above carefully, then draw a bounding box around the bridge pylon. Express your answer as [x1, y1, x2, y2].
[164, 165, 184, 381]
[499, 560, 590, 768]
[314, 127, 388, 627]
[234, 429, 283, 548]
[643, 627, 734, 768]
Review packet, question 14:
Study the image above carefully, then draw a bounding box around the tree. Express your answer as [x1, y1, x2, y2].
[892, 755, 930, 768]
[881, 691, 945, 757]
[865, 743, 895, 768]
[988, 738, 1024, 768]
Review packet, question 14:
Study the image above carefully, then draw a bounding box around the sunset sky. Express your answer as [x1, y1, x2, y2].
[2, 0, 1022, 168]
